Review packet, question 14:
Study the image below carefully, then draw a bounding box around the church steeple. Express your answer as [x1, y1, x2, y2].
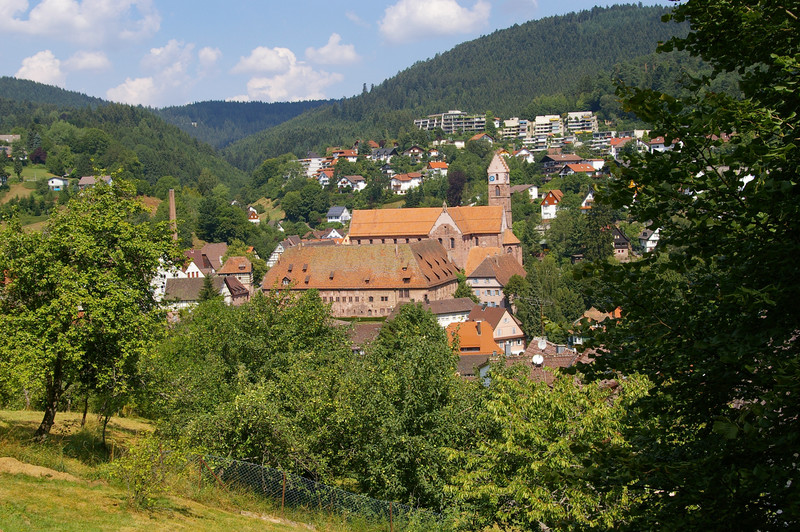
[487, 151, 512, 227]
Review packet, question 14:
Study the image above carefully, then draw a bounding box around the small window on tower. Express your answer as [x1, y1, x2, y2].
[495, 186, 500, 196]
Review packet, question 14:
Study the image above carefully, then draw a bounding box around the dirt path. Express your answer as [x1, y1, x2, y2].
[0, 456, 80, 482]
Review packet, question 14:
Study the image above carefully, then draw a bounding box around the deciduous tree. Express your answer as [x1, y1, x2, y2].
[0, 179, 179, 440]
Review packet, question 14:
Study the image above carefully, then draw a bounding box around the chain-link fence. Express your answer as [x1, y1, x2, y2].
[193, 454, 441, 529]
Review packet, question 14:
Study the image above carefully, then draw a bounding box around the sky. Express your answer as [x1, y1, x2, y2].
[0, 0, 669, 108]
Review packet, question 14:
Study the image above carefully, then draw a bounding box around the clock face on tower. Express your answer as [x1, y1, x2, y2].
[489, 175, 495, 181]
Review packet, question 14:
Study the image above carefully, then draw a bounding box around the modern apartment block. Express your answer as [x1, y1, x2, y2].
[566, 111, 599, 134]
[414, 110, 487, 134]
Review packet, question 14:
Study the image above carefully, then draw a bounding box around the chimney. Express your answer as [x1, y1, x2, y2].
[168, 189, 178, 241]
[475, 320, 482, 335]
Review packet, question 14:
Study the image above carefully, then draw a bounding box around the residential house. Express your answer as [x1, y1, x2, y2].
[447, 320, 502, 356]
[639, 228, 660, 252]
[261, 240, 458, 318]
[390, 172, 423, 195]
[559, 163, 600, 177]
[511, 184, 539, 201]
[48, 177, 69, 191]
[308, 227, 344, 240]
[200, 242, 228, 272]
[427, 147, 441, 159]
[465, 252, 527, 309]
[612, 226, 631, 260]
[184, 249, 215, 276]
[469, 132, 495, 144]
[77, 175, 112, 190]
[337, 175, 366, 191]
[403, 145, 425, 162]
[331, 149, 358, 162]
[539, 153, 584, 176]
[326, 206, 351, 224]
[267, 235, 302, 268]
[248, 211, 261, 224]
[540, 189, 564, 221]
[390, 297, 476, 328]
[468, 305, 526, 355]
[370, 147, 398, 163]
[217, 256, 253, 291]
[492, 338, 585, 385]
[316, 168, 334, 187]
[513, 147, 536, 164]
[163, 276, 250, 310]
[580, 190, 594, 212]
[648, 136, 675, 153]
[426, 161, 448, 177]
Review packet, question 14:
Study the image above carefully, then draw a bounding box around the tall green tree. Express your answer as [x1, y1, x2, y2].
[449, 368, 650, 531]
[0, 180, 179, 440]
[585, 0, 800, 528]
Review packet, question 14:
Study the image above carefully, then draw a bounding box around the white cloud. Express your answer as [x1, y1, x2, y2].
[142, 39, 194, 74]
[15, 50, 66, 87]
[345, 11, 370, 28]
[65, 50, 111, 70]
[305, 33, 360, 66]
[231, 46, 296, 74]
[106, 76, 157, 106]
[245, 65, 343, 102]
[198, 46, 222, 70]
[379, 0, 490, 44]
[0, 0, 161, 46]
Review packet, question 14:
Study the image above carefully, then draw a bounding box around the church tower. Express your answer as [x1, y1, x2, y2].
[487, 152, 512, 227]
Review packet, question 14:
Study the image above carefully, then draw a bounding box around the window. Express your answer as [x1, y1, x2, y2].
[450, 237, 455, 249]
[495, 185, 500, 196]
[369, 296, 374, 302]
[474, 237, 479, 246]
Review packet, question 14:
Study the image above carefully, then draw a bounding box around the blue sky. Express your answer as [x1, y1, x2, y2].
[1, 0, 669, 108]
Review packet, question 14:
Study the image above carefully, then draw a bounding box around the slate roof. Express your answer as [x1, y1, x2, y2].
[458, 354, 491, 378]
[200, 242, 228, 270]
[262, 240, 458, 291]
[511, 184, 536, 194]
[164, 277, 224, 302]
[327, 206, 348, 217]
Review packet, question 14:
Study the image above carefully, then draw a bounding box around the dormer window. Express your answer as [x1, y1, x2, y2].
[282, 277, 290, 286]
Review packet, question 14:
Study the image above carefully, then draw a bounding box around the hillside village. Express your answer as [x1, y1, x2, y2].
[124, 109, 675, 382]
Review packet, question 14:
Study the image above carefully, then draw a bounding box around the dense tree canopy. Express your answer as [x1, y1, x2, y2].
[583, 0, 800, 528]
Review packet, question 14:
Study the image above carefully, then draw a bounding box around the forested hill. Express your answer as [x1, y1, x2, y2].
[0, 76, 105, 108]
[0, 95, 249, 193]
[222, 4, 689, 171]
[154, 100, 332, 149]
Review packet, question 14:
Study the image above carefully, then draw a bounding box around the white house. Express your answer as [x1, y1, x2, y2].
[540, 190, 564, 221]
[326, 206, 351, 224]
[337, 175, 367, 191]
[639, 228, 660, 252]
[390, 172, 423, 195]
[48, 177, 69, 191]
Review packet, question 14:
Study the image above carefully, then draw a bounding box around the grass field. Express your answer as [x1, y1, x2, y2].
[0, 410, 405, 531]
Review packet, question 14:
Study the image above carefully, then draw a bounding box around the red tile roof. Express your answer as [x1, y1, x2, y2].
[262, 240, 457, 290]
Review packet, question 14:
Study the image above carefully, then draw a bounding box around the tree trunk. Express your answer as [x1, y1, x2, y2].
[34, 356, 64, 441]
[81, 394, 89, 427]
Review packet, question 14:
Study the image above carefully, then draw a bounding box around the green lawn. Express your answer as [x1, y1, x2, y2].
[0, 410, 392, 531]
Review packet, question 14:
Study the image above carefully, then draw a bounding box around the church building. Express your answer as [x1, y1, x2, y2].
[345, 152, 522, 269]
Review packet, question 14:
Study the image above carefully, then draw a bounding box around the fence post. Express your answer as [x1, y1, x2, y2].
[198, 457, 203, 490]
[281, 471, 286, 517]
[390, 501, 393, 532]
